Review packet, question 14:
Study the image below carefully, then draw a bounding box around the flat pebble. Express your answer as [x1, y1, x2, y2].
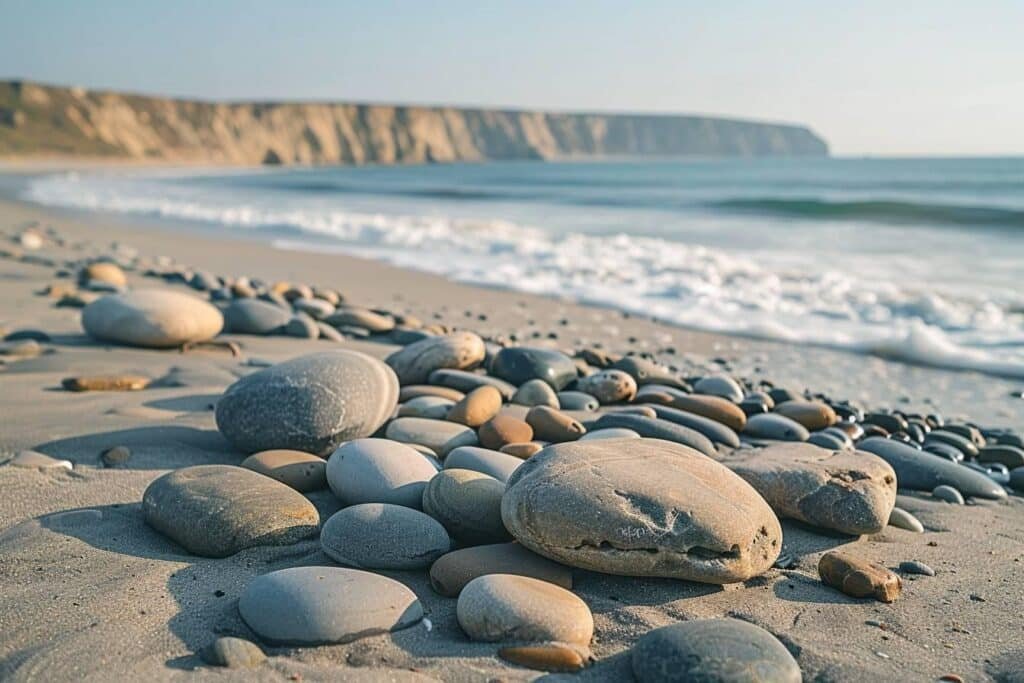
[743, 413, 810, 441]
[429, 542, 572, 597]
[241, 449, 327, 492]
[511, 379, 560, 408]
[526, 406, 586, 442]
[491, 347, 578, 390]
[326, 438, 439, 508]
[576, 369, 637, 404]
[82, 289, 223, 348]
[478, 415, 534, 450]
[888, 506, 925, 533]
[422, 468, 511, 545]
[932, 484, 965, 504]
[223, 298, 291, 335]
[239, 566, 423, 645]
[200, 637, 266, 668]
[445, 446, 523, 483]
[579, 428, 641, 441]
[899, 560, 935, 576]
[692, 374, 744, 402]
[385, 331, 486, 385]
[456, 574, 593, 644]
[398, 396, 456, 420]
[446, 385, 502, 427]
[10, 450, 72, 471]
[556, 391, 599, 411]
[386, 417, 479, 457]
[320, 503, 451, 569]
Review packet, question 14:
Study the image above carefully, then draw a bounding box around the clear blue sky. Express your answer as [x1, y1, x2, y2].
[2, 1, 1022, 156]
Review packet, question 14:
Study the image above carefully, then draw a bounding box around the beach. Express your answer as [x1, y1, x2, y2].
[2, 191, 1024, 682]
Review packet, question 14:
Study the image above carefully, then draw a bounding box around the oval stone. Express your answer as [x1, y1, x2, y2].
[445, 446, 523, 483]
[773, 400, 838, 431]
[429, 368, 518, 400]
[223, 298, 292, 335]
[491, 347, 578, 390]
[385, 417, 478, 457]
[478, 415, 534, 450]
[743, 413, 810, 442]
[456, 574, 593, 645]
[580, 428, 641, 441]
[430, 543, 573, 597]
[142, 465, 320, 557]
[240, 450, 327, 492]
[692, 374, 745, 403]
[398, 395, 456, 420]
[502, 439, 781, 583]
[859, 437, 1007, 500]
[320, 503, 451, 569]
[512, 379, 560, 408]
[526, 406, 586, 443]
[82, 289, 223, 348]
[326, 438, 439, 508]
[215, 351, 399, 456]
[422, 468, 511, 545]
[238, 566, 423, 645]
[447, 385, 503, 427]
[385, 331, 486, 385]
[631, 618, 800, 683]
[592, 413, 715, 456]
[648, 405, 741, 448]
[557, 391, 600, 412]
[577, 369, 638, 404]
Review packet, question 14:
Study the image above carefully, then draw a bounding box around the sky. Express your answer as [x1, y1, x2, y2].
[1, 1, 1022, 157]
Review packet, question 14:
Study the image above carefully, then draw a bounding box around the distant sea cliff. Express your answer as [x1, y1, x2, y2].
[0, 80, 828, 165]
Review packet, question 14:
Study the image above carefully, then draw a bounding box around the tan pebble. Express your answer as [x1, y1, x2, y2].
[526, 406, 585, 443]
[819, 550, 901, 603]
[668, 394, 747, 431]
[773, 400, 838, 431]
[448, 386, 503, 427]
[602, 405, 656, 419]
[79, 262, 127, 288]
[270, 281, 291, 295]
[478, 415, 533, 450]
[41, 282, 77, 298]
[241, 450, 327, 492]
[501, 442, 544, 459]
[101, 446, 132, 467]
[499, 644, 592, 672]
[399, 385, 466, 403]
[577, 369, 637, 404]
[62, 374, 150, 392]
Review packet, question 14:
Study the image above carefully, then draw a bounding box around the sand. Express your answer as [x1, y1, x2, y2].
[1, 193, 1023, 681]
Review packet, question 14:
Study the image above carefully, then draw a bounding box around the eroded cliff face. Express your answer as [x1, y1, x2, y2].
[0, 81, 828, 164]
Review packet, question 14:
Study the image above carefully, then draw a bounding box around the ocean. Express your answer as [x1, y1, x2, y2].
[21, 157, 1024, 377]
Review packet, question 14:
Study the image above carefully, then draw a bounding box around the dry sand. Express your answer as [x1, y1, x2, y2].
[1, 195, 1023, 681]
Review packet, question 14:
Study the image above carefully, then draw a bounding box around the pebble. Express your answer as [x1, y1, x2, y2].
[4, 329, 50, 342]
[238, 566, 423, 645]
[100, 446, 132, 467]
[743, 413, 810, 441]
[612, 356, 688, 389]
[429, 369, 518, 400]
[216, 351, 398, 456]
[899, 560, 935, 576]
[478, 414, 534, 450]
[429, 542, 572, 597]
[240, 449, 327, 492]
[325, 306, 394, 331]
[819, 550, 902, 602]
[556, 391, 599, 411]
[456, 574, 593, 644]
[1010, 466, 1024, 491]
[398, 395, 456, 420]
[446, 385, 502, 427]
[79, 261, 127, 288]
[400, 385, 465, 403]
[499, 644, 591, 673]
[807, 431, 849, 450]
[386, 417, 479, 457]
[9, 450, 72, 471]
[592, 413, 715, 456]
[292, 297, 337, 321]
[859, 437, 1006, 500]
[385, 331, 486, 385]
[326, 438, 439, 508]
[650, 391, 747, 432]
[725, 443, 897, 535]
[511, 378, 560, 408]
[579, 427, 641, 441]
[977, 445, 1024, 469]
[888, 507, 925, 533]
[501, 438, 781, 583]
[576, 369, 638, 404]
[320, 503, 451, 569]
[648, 404, 741, 447]
[142, 465, 319, 557]
[82, 289, 223, 348]
[773, 400, 838, 431]
[222, 298, 292, 335]
[316, 321, 344, 341]
[284, 313, 319, 338]
[925, 429, 980, 459]
[631, 618, 800, 683]
[61, 374, 150, 391]
[422, 468, 511, 545]
[491, 346, 578, 390]
[932, 484, 965, 504]
[200, 637, 266, 668]
[445, 446, 523, 483]
[0, 339, 41, 358]
[501, 442, 545, 458]
[692, 374, 745, 402]
[525, 406, 586, 442]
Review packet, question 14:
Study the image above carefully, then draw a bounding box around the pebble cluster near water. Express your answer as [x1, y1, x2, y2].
[4, 225, 1023, 680]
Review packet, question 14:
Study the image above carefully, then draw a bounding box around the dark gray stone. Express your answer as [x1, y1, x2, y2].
[859, 437, 1007, 500]
[592, 413, 715, 456]
[320, 503, 451, 569]
[743, 413, 810, 441]
[649, 405, 740, 447]
[491, 347, 577, 390]
[428, 368, 517, 400]
[223, 298, 291, 335]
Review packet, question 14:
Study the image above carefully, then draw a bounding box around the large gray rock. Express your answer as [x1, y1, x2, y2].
[456, 574, 593, 644]
[238, 566, 423, 645]
[223, 298, 291, 335]
[859, 437, 1007, 499]
[631, 618, 801, 683]
[320, 503, 451, 569]
[385, 331, 486, 385]
[326, 438, 438, 508]
[82, 289, 223, 348]
[215, 351, 398, 456]
[142, 465, 320, 557]
[501, 439, 781, 583]
[724, 443, 897, 535]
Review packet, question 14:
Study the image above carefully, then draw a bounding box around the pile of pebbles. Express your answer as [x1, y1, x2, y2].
[4, 229, 1024, 678]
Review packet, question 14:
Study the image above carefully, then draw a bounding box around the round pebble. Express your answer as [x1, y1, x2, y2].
[526, 406, 586, 442]
[447, 385, 503, 427]
[478, 415, 534, 450]
[512, 379, 560, 408]
[429, 542, 573, 597]
[932, 484, 965, 504]
[445, 446, 523, 483]
[576, 369, 638, 404]
[385, 417, 479, 457]
[456, 574, 593, 644]
[422, 468, 511, 545]
[320, 503, 451, 569]
[326, 438, 439, 508]
[240, 449, 327, 492]
[82, 289, 223, 348]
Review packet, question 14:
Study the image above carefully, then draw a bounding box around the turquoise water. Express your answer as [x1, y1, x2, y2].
[24, 157, 1024, 376]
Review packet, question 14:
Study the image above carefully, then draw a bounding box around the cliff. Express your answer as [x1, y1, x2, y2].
[0, 80, 828, 165]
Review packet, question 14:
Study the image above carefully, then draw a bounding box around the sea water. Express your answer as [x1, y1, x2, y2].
[23, 157, 1024, 377]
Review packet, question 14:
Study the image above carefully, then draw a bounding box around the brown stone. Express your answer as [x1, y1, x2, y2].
[526, 406, 586, 443]
[499, 644, 592, 672]
[79, 262, 127, 288]
[501, 442, 544, 459]
[447, 386, 503, 427]
[773, 401, 838, 431]
[818, 550, 901, 602]
[240, 449, 327, 492]
[399, 385, 466, 403]
[653, 393, 747, 431]
[478, 415, 534, 450]
[61, 374, 150, 391]
[430, 543, 572, 597]
[576, 369, 637, 404]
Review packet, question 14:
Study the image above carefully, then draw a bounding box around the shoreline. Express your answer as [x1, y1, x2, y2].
[1, 194, 1023, 680]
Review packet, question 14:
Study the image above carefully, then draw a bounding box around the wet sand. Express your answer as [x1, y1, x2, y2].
[1, 195, 1023, 681]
